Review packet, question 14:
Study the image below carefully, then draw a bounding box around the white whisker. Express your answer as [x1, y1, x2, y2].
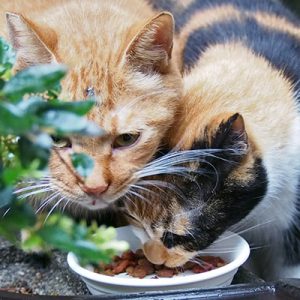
[35, 192, 61, 214]
[61, 198, 71, 214]
[17, 188, 53, 199]
[216, 220, 275, 244]
[2, 207, 11, 218]
[44, 197, 66, 224]
[14, 184, 51, 194]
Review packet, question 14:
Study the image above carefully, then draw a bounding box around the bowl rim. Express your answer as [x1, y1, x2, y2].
[67, 231, 250, 287]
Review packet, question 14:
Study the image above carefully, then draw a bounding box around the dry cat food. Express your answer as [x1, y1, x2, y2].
[95, 249, 226, 279]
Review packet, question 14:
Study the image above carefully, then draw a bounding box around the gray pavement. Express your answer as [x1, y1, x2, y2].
[0, 237, 89, 295]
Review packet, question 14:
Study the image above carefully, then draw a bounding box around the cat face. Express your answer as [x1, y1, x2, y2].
[6, 9, 182, 209]
[123, 114, 268, 267]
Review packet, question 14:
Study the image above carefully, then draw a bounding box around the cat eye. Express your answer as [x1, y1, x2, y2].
[112, 133, 140, 149]
[51, 136, 72, 148]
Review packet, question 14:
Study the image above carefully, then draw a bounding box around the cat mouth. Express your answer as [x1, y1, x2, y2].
[85, 199, 108, 210]
[71, 197, 110, 210]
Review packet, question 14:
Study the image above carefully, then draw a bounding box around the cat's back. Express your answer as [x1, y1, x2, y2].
[153, 0, 300, 90]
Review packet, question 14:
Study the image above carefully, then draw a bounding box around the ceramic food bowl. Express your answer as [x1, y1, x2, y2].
[67, 226, 250, 295]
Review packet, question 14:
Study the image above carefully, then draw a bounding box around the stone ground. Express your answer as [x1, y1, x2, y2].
[0, 237, 89, 296]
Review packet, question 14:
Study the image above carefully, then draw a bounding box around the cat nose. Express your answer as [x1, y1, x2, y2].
[82, 184, 109, 197]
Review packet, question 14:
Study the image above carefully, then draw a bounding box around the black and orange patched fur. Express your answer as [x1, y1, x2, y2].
[117, 0, 300, 280]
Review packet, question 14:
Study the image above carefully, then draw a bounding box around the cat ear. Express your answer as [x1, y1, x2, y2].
[126, 12, 174, 74]
[6, 12, 57, 69]
[209, 113, 248, 155]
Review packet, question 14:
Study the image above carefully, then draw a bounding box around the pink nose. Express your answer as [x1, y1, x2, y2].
[82, 184, 109, 197]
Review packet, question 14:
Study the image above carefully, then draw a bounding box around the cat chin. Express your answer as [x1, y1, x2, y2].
[73, 199, 110, 210]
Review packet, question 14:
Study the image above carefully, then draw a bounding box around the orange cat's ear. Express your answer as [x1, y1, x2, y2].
[6, 12, 57, 70]
[126, 12, 174, 74]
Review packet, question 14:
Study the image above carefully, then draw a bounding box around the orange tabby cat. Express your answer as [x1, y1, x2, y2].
[0, 0, 182, 210]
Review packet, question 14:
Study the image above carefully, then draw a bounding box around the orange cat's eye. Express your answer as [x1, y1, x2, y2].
[112, 133, 140, 149]
[51, 136, 72, 149]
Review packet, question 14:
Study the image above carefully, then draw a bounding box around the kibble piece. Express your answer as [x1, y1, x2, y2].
[132, 265, 148, 278]
[103, 269, 115, 276]
[125, 266, 134, 275]
[113, 259, 130, 274]
[138, 258, 152, 267]
[192, 265, 206, 273]
[135, 249, 145, 258]
[183, 261, 195, 270]
[154, 264, 163, 270]
[121, 250, 136, 260]
[156, 268, 175, 277]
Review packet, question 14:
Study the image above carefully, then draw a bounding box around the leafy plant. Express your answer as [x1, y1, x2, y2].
[0, 38, 128, 264]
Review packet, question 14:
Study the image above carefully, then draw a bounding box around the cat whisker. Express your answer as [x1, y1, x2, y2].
[134, 181, 170, 200]
[198, 250, 236, 254]
[124, 195, 139, 214]
[2, 207, 11, 218]
[61, 198, 72, 214]
[138, 179, 187, 202]
[35, 192, 61, 214]
[215, 220, 275, 244]
[184, 228, 198, 245]
[44, 196, 66, 224]
[17, 179, 50, 186]
[127, 189, 151, 205]
[17, 188, 53, 200]
[14, 184, 51, 194]
[130, 184, 158, 197]
[189, 257, 212, 268]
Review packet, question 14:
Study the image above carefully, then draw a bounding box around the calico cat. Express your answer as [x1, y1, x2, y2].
[0, 0, 183, 212]
[118, 0, 300, 280]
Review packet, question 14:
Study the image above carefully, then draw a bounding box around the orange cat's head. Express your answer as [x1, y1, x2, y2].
[7, 5, 182, 210]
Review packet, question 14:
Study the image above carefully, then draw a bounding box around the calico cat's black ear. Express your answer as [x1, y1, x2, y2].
[209, 113, 248, 156]
[6, 12, 57, 70]
[126, 12, 174, 74]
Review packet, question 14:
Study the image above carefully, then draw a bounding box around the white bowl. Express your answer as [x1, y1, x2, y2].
[67, 226, 250, 295]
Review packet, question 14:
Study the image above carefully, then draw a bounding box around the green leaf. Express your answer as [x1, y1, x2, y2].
[18, 136, 50, 169]
[0, 186, 13, 208]
[0, 102, 36, 135]
[2, 64, 67, 102]
[0, 38, 15, 77]
[72, 240, 112, 264]
[21, 233, 44, 251]
[0, 201, 36, 231]
[40, 110, 103, 136]
[2, 165, 23, 185]
[39, 225, 74, 248]
[45, 100, 96, 116]
[18, 98, 95, 117]
[71, 153, 94, 179]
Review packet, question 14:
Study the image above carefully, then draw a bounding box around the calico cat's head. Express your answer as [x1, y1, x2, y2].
[123, 113, 267, 267]
[6, 9, 182, 209]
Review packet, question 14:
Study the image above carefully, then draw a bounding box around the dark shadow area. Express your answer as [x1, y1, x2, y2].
[282, 0, 300, 15]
